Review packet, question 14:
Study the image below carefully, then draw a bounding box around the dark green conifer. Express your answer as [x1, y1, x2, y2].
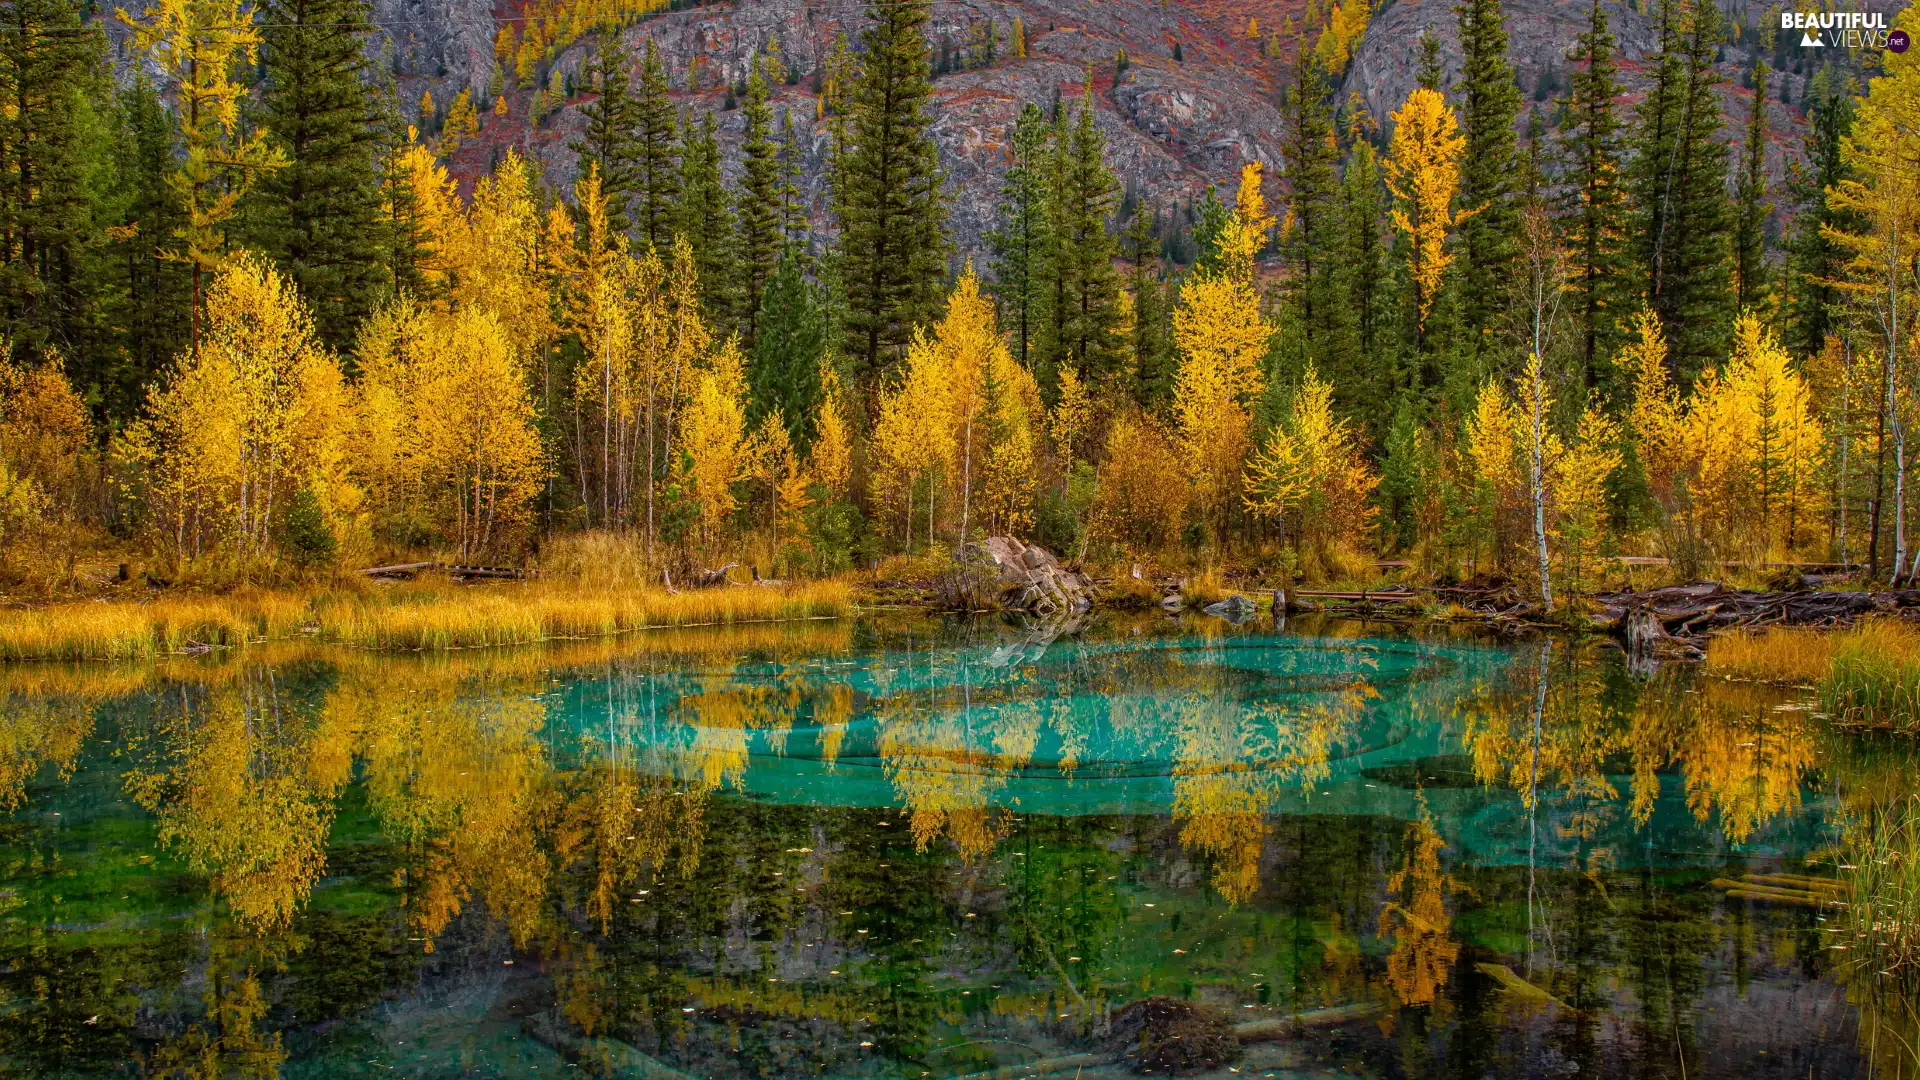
[749, 250, 827, 449]
[736, 57, 782, 351]
[831, 0, 950, 380]
[633, 40, 680, 252]
[249, 0, 387, 352]
[1783, 68, 1855, 357]
[1556, 0, 1630, 395]
[1037, 91, 1124, 386]
[986, 102, 1052, 368]
[1277, 51, 1341, 378]
[1453, 0, 1524, 358]
[1733, 62, 1773, 315]
[675, 110, 735, 326]
[572, 32, 639, 238]
[1122, 203, 1170, 408]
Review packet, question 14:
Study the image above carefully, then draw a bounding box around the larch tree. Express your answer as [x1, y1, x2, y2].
[679, 337, 752, 553]
[1172, 163, 1274, 545]
[831, 0, 950, 380]
[121, 0, 287, 355]
[1384, 88, 1466, 356]
[1244, 365, 1380, 577]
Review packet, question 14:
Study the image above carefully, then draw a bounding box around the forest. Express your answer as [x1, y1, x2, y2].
[2, 0, 1918, 605]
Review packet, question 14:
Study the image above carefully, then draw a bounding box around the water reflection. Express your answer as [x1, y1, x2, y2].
[0, 615, 1905, 1078]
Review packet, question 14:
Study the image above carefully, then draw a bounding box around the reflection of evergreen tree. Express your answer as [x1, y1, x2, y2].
[820, 814, 948, 1061]
[1004, 816, 1125, 987]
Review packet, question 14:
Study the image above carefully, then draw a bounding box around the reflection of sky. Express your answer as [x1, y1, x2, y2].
[546, 633, 1835, 869]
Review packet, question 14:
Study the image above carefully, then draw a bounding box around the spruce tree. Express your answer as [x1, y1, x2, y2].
[986, 102, 1052, 368]
[1122, 203, 1170, 407]
[572, 32, 639, 238]
[1277, 51, 1342, 378]
[1556, 0, 1630, 395]
[831, 0, 950, 379]
[1629, 0, 1733, 382]
[675, 110, 735, 326]
[0, 0, 110, 365]
[248, 0, 386, 353]
[1783, 69, 1855, 357]
[1037, 92, 1124, 386]
[736, 57, 782, 351]
[777, 106, 806, 242]
[1733, 62, 1773, 316]
[749, 249, 827, 448]
[1336, 126, 1392, 419]
[633, 40, 680, 252]
[1453, 0, 1524, 358]
[106, 75, 192, 420]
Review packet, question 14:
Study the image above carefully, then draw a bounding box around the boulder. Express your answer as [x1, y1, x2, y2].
[962, 537, 1094, 616]
[1203, 594, 1256, 623]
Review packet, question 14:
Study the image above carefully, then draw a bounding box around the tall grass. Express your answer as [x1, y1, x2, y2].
[1705, 626, 1836, 685]
[1836, 796, 1920, 1074]
[1822, 620, 1920, 733]
[0, 579, 851, 660]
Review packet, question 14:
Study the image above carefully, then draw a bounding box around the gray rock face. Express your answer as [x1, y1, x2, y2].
[965, 536, 1093, 614]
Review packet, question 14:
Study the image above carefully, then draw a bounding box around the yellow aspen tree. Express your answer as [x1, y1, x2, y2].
[455, 150, 552, 357]
[357, 300, 544, 557]
[981, 349, 1044, 537]
[810, 360, 853, 502]
[1092, 412, 1187, 553]
[1827, 30, 1920, 579]
[134, 254, 355, 561]
[0, 350, 92, 566]
[1549, 403, 1623, 595]
[120, 0, 286, 353]
[653, 236, 712, 550]
[1464, 376, 1526, 575]
[1244, 365, 1379, 577]
[679, 336, 752, 551]
[1173, 162, 1273, 545]
[1383, 87, 1466, 329]
[869, 330, 955, 552]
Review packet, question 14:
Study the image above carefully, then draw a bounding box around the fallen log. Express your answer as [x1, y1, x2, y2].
[685, 563, 739, 589]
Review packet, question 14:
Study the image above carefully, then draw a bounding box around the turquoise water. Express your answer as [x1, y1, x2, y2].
[0, 614, 1906, 1078]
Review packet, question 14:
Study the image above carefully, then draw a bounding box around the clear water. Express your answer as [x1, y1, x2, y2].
[0, 613, 1910, 1079]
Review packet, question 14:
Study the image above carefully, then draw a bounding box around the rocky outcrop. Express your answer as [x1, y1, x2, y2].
[962, 536, 1094, 615]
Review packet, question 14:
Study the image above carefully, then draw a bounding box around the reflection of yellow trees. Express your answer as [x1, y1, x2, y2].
[1462, 651, 1817, 845]
[874, 662, 1040, 859]
[1380, 815, 1460, 1008]
[1171, 679, 1369, 904]
[0, 692, 94, 810]
[123, 676, 348, 930]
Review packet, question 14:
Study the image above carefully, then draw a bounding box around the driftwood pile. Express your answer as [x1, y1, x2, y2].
[1592, 581, 1920, 643]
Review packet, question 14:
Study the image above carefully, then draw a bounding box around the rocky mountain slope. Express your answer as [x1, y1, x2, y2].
[377, 0, 1904, 258]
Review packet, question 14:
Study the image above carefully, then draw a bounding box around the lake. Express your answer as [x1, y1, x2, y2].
[0, 612, 1911, 1079]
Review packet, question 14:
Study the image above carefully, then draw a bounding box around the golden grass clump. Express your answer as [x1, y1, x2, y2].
[1706, 626, 1837, 685]
[1835, 797, 1920, 998]
[0, 578, 851, 659]
[0, 589, 313, 661]
[1821, 619, 1920, 733]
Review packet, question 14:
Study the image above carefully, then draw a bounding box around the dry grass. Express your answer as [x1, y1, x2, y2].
[1836, 797, 1920, 1023]
[1181, 567, 1231, 608]
[0, 577, 852, 660]
[1706, 626, 1837, 685]
[1822, 619, 1920, 733]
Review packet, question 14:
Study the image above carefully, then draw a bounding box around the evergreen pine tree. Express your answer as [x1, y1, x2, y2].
[1277, 51, 1342, 378]
[749, 249, 827, 448]
[986, 102, 1052, 368]
[1036, 91, 1124, 386]
[1453, 0, 1524, 358]
[633, 40, 680, 252]
[1733, 62, 1773, 316]
[1336, 121, 1393, 420]
[1123, 202, 1171, 407]
[736, 56, 782, 352]
[1629, 0, 1733, 382]
[1783, 68, 1855, 357]
[831, 0, 950, 379]
[571, 32, 639, 238]
[248, 0, 387, 352]
[676, 109, 735, 326]
[0, 0, 110, 364]
[777, 105, 806, 243]
[1556, 0, 1630, 396]
[104, 75, 192, 419]
[1416, 32, 1445, 92]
